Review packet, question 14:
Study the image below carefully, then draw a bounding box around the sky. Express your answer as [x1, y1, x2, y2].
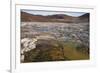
[21, 9, 87, 17]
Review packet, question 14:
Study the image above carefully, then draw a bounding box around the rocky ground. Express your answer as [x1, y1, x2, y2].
[21, 21, 89, 63]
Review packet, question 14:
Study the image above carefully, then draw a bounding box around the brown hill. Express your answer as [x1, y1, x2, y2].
[79, 13, 90, 22]
[21, 11, 76, 23]
[79, 13, 89, 18]
[21, 12, 47, 22]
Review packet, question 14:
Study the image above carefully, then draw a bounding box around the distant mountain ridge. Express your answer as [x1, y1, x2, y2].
[79, 13, 89, 18]
[21, 11, 89, 22]
[79, 13, 90, 22]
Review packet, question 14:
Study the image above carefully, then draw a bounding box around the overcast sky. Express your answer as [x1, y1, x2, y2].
[21, 9, 87, 17]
